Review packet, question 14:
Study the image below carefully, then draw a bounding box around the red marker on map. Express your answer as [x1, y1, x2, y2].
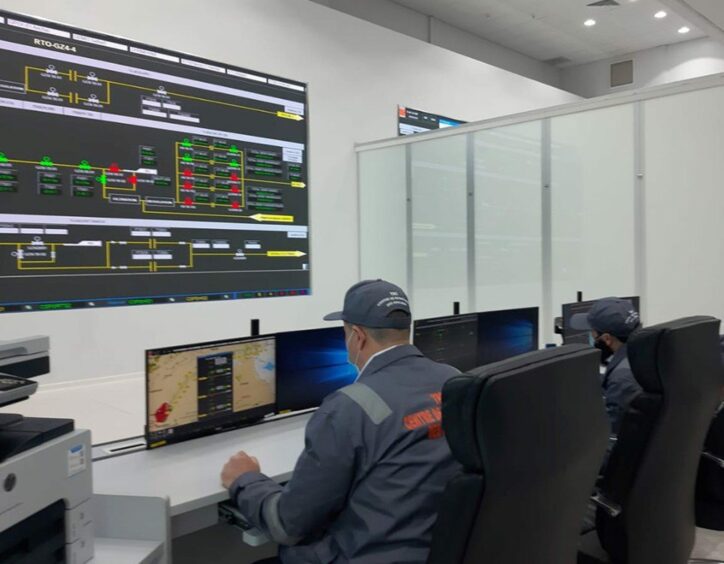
[109, 163, 120, 173]
[155, 402, 171, 424]
[231, 186, 240, 193]
[232, 201, 240, 209]
[184, 197, 193, 205]
[183, 169, 192, 177]
[230, 173, 239, 182]
[128, 175, 137, 185]
[183, 181, 192, 189]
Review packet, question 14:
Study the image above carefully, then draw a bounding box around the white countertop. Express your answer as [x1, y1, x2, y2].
[93, 411, 310, 516]
[0, 372, 145, 444]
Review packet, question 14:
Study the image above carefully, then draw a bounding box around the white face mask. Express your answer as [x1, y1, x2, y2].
[346, 330, 362, 372]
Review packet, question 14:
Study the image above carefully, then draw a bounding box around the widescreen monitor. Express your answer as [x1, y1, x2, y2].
[275, 326, 357, 413]
[398, 105, 466, 136]
[477, 307, 539, 366]
[146, 335, 276, 448]
[413, 314, 479, 372]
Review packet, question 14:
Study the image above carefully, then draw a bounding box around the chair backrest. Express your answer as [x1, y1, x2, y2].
[597, 316, 722, 563]
[427, 345, 609, 564]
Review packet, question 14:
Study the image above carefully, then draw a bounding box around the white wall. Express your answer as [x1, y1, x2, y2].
[561, 37, 724, 98]
[310, 0, 563, 89]
[0, 0, 579, 384]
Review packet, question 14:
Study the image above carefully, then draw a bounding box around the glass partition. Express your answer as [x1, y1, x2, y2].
[410, 135, 469, 319]
[358, 146, 408, 286]
[550, 105, 636, 339]
[644, 86, 724, 324]
[359, 80, 724, 347]
[473, 122, 543, 315]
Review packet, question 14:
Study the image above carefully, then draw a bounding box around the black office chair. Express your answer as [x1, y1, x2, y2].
[694, 337, 724, 533]
[579, 316, 723, 564]
[427, 345, 609, 564]
[695, 403, 724, 532]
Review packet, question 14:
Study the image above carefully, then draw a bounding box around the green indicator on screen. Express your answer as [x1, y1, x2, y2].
[0, 153, 8, 163]
[39, 303, 72, 310]
[40, 156, 54, 166]
[128, 299, 153, 306]
[79, 160, 91, 170]
[182, 138, 192, 148]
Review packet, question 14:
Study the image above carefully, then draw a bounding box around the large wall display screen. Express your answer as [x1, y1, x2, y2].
[0, 11, 309, 314]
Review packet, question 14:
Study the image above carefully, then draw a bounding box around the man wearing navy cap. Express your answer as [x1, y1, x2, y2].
[570, 297, 643, 435]
[220, 280, 460, 563]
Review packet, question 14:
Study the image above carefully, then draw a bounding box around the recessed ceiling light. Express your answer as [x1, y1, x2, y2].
[584, 18, 597, 27]
[678, 26, 691, 34]
[654, 10, 667, 19]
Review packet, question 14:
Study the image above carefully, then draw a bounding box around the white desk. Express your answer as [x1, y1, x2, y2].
[0, 372, 145, 444]
[94, 412, 310, 537]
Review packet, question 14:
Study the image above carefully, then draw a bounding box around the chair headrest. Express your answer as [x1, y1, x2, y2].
[442, 344, 601, 472]
[627, 316, 721, 394]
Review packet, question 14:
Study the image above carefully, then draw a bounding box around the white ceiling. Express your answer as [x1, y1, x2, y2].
[392, 0, 707, 67]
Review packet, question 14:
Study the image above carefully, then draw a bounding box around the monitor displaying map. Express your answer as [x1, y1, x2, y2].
[146, 335, 275, 448]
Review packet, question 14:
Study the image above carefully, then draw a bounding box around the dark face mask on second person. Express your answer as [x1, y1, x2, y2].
[589, 332, 615, 362]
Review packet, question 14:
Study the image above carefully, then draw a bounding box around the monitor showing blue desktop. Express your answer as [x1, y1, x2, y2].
[275, 327, 358, 413]
[477, 307, 539, 366]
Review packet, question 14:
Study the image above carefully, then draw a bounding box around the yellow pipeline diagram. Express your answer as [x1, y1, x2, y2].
[0, 238, 307, 273]
[23, 65, 304, 121]
[0, 142, 300, 222]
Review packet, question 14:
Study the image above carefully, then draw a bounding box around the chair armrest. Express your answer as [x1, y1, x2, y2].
[702, 451, 724, 469]
[591, 492, 622, 518]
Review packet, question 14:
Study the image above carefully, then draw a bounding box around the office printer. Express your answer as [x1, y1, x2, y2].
[0, 337, 93, 563]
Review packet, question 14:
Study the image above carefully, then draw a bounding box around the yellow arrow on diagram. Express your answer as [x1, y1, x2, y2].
[276, 111, 304, 121]
[250, 213, 294, 223]
[267, 251, 307, 258]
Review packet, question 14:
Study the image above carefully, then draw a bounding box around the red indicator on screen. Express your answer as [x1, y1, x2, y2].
[128, 176, 137, 185]
[230, 173, 239, 182]
[231, 201, 240, 209]
[183, 181, 192, 189]
[184, 197, 192, 205]
[109, 163, 120, 173]
[154, 402, 171, 424]
[183, 169, 192, 177]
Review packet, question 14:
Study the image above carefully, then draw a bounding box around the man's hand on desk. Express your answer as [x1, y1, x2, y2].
[221, 451, 261, 489]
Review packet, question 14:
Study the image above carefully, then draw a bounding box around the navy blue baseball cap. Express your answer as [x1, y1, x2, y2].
[324, 280, 411, 329]
[570, 297, 641, 339]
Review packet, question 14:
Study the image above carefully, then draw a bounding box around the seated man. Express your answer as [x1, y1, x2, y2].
[221, 280, 460, 563]
[570, 297, 642, 436]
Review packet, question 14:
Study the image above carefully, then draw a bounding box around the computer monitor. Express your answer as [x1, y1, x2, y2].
[477, 307, 539, 366]
[413, 314, 479, 372]
[145, 335, 276, 448]
[562, 296, 641, 345]
[275, 327, 358, 413]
